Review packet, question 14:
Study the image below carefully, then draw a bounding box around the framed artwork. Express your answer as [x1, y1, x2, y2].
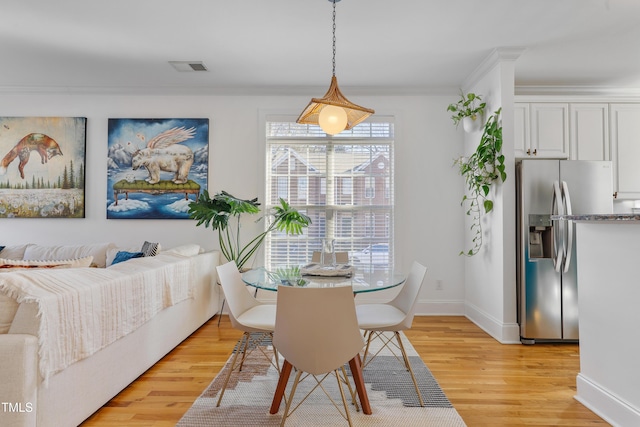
[107, 118, 209, 219]
[0, 117, 87, 218]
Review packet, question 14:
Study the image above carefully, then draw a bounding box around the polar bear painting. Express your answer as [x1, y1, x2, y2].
[131, 126, 195, 184]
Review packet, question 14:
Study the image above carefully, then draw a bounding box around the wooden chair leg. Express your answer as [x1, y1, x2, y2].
[348, 354, 372, 415]
[270, 360, 293, 414]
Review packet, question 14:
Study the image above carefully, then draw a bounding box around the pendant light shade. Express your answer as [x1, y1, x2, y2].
[318, 104, 348, 135]
[296, 0, 374, 135]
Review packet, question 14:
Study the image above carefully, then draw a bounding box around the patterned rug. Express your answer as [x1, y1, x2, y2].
[177, 332, 466, 426]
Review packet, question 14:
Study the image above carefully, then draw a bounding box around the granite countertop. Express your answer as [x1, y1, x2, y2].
[550, 213, 640, 221]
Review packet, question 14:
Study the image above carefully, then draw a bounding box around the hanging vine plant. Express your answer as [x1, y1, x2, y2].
[454, 108, 506, 256]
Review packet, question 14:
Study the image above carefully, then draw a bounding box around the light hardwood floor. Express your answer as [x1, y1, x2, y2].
[81, 315, 609, 427]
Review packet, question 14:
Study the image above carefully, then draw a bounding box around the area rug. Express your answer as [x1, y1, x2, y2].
[177, 332, 466, 426]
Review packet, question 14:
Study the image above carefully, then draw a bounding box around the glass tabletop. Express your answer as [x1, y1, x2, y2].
[242, 265, 406, 294]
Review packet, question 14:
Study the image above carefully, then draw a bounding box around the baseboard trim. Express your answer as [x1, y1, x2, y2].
[575, 374, 640, 427]
[414, 300, 465, 316]
[464, 302, 521, 344]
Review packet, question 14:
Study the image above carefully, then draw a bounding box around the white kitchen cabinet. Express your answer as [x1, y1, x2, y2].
[515, 103, 569, 159]
[514, 103, 530, 157]
[610, 104, 640, 199]
[569, 103, 609, 161]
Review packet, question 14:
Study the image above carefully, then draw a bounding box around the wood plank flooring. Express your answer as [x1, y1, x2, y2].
[81, 315, 608, 427]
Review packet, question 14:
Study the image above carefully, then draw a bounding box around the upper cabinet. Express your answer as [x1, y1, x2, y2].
[515, 103, 569, 159]
[515, 99, 640, 200]
[610, 104, 640, 199]
[569, 103, 609, 161]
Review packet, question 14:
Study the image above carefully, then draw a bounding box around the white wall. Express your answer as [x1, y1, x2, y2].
[0, 92, 466, 313]
[460, 49, 520, 343]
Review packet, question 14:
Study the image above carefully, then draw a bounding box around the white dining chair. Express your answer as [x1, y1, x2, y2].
[271, 285, 368, 426]
[215, 261, 280, 406]
[355, 261, 428, 406]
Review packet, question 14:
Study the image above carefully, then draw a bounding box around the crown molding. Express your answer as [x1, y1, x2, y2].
[462, 47, 526, 91]
[515, 85, 640, 101]
[0, 84, 462, 97]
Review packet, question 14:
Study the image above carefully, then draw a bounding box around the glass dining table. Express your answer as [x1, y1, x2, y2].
[242, 263, 406, 416]
[241, 264, 406, 294]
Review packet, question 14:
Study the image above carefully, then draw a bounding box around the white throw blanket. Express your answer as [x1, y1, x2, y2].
[0, 252, 195, 384]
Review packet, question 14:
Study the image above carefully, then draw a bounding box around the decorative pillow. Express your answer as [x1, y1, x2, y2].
[0, 244, 33, 260]
[141, 241, 159, 257]
[163, 244, 202, 257]
[0, 295, 19, 334]
[23, 243, 114, 268]
[111, 251, 144, 265]
[0, 256, 94, 269]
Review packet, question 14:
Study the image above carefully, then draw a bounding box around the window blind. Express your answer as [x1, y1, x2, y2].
[264, 117, 395, 269]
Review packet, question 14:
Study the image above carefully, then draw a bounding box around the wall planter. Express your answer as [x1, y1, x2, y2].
[454, 108, 506, 256]
[462, 114, 484, 133]
[447, 91, 486, 132]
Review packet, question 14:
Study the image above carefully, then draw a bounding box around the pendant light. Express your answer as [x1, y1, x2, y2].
[296, 0, 374, 135]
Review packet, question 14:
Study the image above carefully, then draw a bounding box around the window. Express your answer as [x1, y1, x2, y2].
[364, 176, 375, 199]
[264, 117, 395, 268]
[297, 176, 308, 200]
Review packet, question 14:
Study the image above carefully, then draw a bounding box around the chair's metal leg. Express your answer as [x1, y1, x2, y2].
[271, 334, 281, 374]
[280, 370, 303, 427]
[394, 331, 424, 407]
[217, 298, 226, 326]
[238, 332, 251, 371]
[334, 370, 354, 427]
[216, 333, 246, 407]
[362, 330, 373, 366]
[340, 366, 360, 412]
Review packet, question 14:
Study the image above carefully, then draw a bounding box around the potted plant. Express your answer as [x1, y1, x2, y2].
[447, 91, 487, 132]
[454, 108, 506, 256]
[188, 190, 311, 270]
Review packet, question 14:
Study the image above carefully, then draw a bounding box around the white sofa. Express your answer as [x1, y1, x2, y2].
[0, 243, 220, 427]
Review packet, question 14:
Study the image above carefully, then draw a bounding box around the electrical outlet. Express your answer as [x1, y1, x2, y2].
[436, 279, 443, 290]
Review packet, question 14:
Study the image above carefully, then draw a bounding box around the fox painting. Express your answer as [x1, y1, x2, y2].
[0, 133, 63, 179]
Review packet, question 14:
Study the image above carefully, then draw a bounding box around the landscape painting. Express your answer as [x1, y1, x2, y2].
[107, 118, 209, 219]
[0, 116, 86, 218]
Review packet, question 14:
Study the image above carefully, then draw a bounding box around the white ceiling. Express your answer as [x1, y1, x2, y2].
[2, 0, 639, 95]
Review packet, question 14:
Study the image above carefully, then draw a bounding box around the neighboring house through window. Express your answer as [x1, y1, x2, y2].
[264, 117, 395, 268]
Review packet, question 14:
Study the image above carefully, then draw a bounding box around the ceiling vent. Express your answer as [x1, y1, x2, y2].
[169, 61, 208, 72]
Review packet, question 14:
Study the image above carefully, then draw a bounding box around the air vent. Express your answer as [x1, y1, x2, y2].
[169, 61, 208, 72]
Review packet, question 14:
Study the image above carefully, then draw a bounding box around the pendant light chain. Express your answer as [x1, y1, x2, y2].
[295, 0, 374, 131]
[331, 0, 337, 77]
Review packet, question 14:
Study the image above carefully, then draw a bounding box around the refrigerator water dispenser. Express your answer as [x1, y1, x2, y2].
[528, 214, 552, 259]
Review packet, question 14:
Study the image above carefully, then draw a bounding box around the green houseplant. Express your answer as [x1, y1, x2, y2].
[454, 108, 506, 256]
[447, 91, 487, 131]
[188, 190, 311, 270]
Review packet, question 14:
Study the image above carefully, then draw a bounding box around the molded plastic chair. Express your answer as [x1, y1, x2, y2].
[311, 251, 349, 264]
[215, 261, 279, 406]
[270, 286, 368, 426]
[355, 261, 428, 406]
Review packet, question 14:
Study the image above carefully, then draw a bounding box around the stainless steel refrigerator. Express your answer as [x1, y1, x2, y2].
[516, 160, 613, 344]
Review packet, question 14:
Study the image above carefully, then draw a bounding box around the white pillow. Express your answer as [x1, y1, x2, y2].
[0, 295, 19, 334]
[163, 244, 202, 257]
[23, 243, 114, 268]
[0, 244, 34, 260]
[0, 256, 94, 269]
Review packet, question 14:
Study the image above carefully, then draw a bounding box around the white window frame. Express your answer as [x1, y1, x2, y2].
[263, 115, 395, 269]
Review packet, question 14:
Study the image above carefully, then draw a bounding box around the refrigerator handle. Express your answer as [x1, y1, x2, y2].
[562, 181, 573, 274]
[551, 180, 564, 273]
